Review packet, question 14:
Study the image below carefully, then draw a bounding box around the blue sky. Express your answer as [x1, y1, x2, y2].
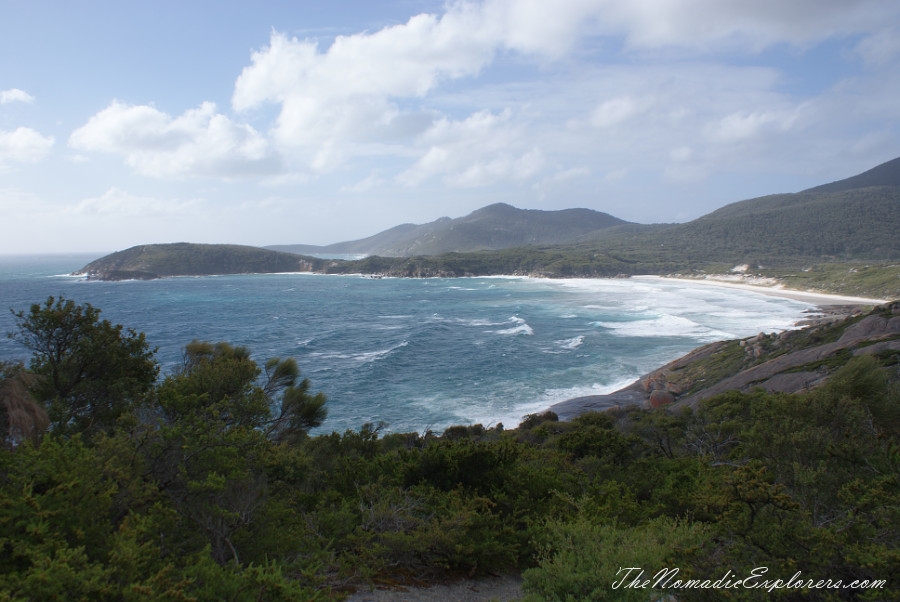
[2, 0, 899, 254]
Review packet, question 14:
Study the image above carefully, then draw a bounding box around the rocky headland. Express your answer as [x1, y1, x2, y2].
[551, 300, 900, 419]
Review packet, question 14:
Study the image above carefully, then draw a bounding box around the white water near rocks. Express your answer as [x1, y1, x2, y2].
[0, 255, 816, 434]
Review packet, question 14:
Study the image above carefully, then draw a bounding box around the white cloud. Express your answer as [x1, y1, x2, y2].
[589, 96, 646, 128]
[396, 109, 545, 187]
[0, 127, 55, 167]
[69, 101, 279, 179]
[0, 88, 35, 104]
[231, 11, 500, 164]
[70, 187, 205, 217]
[229, 2, 613, 177]
[586, 0, 900, 51]
[708, 108, 800, 143]
[226, 0, 898, 186]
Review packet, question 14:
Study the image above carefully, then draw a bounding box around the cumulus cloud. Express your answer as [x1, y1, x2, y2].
[231, 13, 497, 157]
[0, 88, 35, 104]
[64, 0, 900, 196]
[0, 127, 55, 167]
[396, 110, 545, 187]
[229, 0, 620, 178]
[69, 101, 279, 178]
[225, 0, 899, 188]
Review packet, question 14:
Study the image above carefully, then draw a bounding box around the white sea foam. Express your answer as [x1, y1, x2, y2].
[494, 316, 534, 336]
[311, 341, 409, 364]
[596, 314, 732, 340]
[556, 335, 585, 350]
[452, 317, 507, 327]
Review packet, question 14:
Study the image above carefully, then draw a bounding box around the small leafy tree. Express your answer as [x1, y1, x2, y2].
[10, 296, 158, 439]
[150, 341, 327, 565]
[262, 356, 327, 444]
[160, 341, 327, 439]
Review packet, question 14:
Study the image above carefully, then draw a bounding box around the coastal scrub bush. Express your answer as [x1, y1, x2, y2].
[522, 515, 711, 602]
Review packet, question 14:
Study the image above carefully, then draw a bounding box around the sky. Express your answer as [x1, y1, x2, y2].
[2, 0, 899, 255]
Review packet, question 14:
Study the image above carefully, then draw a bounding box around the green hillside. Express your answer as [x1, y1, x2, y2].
[609, 185, 900, 263]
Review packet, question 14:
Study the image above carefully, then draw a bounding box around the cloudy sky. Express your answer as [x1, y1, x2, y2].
[2, 0, 899, 254]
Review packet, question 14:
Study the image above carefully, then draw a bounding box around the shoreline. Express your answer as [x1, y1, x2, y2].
[548, 276, 890, 421]
[632, 275, 889, 306]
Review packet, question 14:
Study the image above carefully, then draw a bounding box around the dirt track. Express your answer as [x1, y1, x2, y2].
[345, 574, 523, 602]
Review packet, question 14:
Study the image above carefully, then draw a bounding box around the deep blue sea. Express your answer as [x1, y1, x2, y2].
[0, 254, 816, 434]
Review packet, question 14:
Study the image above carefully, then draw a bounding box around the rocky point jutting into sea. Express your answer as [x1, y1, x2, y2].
[552, 291, 897, 420]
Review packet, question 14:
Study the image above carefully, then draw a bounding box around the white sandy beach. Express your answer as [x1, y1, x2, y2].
[633, 275, 890, 306]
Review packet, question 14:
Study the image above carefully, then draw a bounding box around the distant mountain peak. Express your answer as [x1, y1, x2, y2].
[268, 203, 630, 257]
[803, 155, 900, 193]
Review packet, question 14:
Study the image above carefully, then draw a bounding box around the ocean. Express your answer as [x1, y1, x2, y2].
[0, 254, 816, 434]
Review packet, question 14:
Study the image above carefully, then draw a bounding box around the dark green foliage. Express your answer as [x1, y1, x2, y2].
[263, 357, 328, 444]
[10, 296, 158, 439]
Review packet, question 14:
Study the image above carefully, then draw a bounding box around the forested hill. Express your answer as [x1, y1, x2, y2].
[635, 154, 900, 261]
[614, 184, 900, 262]
[75, 243, 324, 281]
[267, 202, 630, 257]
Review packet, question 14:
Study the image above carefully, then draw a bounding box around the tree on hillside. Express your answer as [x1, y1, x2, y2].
[10, 296, 158, 439]
[262, 356, 327, 444]
[161, 340, 326, 441]
[149, 341, 327, 565]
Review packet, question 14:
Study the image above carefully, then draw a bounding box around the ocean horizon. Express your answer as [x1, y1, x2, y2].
[0, 254, 818, 434]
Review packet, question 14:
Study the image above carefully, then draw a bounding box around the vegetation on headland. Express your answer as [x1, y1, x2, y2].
[75, 242, 326, 281]
[2, 296, 898, 600]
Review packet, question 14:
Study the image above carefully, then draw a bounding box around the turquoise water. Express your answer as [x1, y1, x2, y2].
[0, 255, 815, 433]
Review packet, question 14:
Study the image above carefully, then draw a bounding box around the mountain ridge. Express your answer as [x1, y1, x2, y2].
[76, 155, 900, 295]
[267, 202, 631, 257]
